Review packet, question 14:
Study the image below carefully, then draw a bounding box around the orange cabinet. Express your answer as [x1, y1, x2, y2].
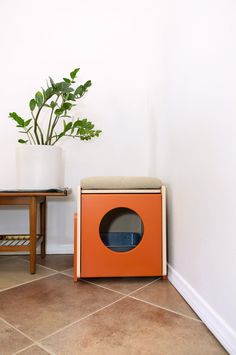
[74, 188, 167, 280]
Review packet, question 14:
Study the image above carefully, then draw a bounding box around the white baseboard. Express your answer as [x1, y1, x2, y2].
[45, 244, 73, 254]
[168, 264, 236, 355]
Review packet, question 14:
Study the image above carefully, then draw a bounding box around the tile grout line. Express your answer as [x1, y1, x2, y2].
[22, 258, 76, 274]
[79, 277, 161, 298]
[35, 278, 163, 346]
[59, 267, 75, 273]
[59, 271, 74, 278]
[129, 295, 202, 322]
[33, 342, 56, 355]
[21, 257, 65, 273]
[0, 317, 35, 343]
[0, 272, 58, 293]
[38, 294, 128, 343]
[13, 342, 55, 355]
[80, 279, 127, 296]
[12, 343, 37, 355]
[81, 276, 202, 323]
[74, 276, 201, 323]
[52, 272, 160, 298]
[0, 317, 55, 355]
[125, 278, 161, 297]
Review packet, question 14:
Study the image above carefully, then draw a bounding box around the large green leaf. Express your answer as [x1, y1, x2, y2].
[29, 99, 36, 111]
[55, 108, 63, 116]
[9, 112, 25, 127]
[63, 77, 71, 83]
[67, 93, 76, 101]
[73, 119, 82, 128]
[70, 68, 80, 80]
[81, 118, 88, 127]
[74, 85, 84, 97]
[49, 76, 56, 88]
[83, 80, 92, 90]
[58, 132, 65, 139]
[95, 130, 102, 136]
[56, 82, 74, 94]
[35, 91, 44, 107]
[61, 102, 73, 111]
[50, 101, 57, 109]
[45, 87, 54, 99]
[24, 119, 32, 127]
[86, 122, 94, 129]
[64, 122, 72, 132]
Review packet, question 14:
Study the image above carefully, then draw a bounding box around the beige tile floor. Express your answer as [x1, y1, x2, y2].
[0, 255, 227, 355]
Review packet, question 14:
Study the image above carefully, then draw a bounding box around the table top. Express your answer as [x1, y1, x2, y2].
[0, 188, 72, 197]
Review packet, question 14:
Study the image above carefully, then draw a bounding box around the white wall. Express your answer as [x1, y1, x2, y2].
[152, 1, 236, 352]
[0, 0, 155, 252]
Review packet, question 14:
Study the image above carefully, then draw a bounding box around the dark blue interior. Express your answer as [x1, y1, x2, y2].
[100, 232, 142, 252]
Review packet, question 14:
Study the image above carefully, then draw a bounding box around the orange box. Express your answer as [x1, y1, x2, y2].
[74, 186, 167, 280]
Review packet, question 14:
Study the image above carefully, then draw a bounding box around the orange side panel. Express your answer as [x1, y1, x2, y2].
[81, 194, 162, 278]
[73, 213, 78, 282]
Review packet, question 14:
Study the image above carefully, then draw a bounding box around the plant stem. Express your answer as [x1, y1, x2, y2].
[32, 117, 40, 144]
[28, 130, 36, 144]
[48, 96, 65, 145]
[45, 95, 59, 145]
[49, 116, 60, 143]
[34, 106, 45, 144]
[26, 131, 32, 144]
[34, 93, 55, 144]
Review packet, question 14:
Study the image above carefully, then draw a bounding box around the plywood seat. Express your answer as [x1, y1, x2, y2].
[80, 176, 162, 190]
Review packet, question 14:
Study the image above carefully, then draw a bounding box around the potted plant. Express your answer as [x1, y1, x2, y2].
[9, 68, 101, 189]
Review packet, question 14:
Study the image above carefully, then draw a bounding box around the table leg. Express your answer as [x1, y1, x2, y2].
[40, 198, 46, 258]
[29, 196, 37, 274]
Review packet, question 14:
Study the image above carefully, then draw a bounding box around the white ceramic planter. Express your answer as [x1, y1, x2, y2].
[16, 145, 63, 189]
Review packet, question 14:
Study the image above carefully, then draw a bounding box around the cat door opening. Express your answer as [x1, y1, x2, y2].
[99, 207, 144, 252]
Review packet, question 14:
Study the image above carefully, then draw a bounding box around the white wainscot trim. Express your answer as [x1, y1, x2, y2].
[44, 244, 73, 254]
[168, 264, 236, 354]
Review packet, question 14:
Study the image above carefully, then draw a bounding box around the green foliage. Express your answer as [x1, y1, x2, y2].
[9, 68, 102, 145]
[35, 91, 44, 107]
[18, 139, 28, 144]
[29, 99, 36, 111]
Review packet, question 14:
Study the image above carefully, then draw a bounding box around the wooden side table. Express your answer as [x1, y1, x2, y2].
[0, 189, 71, 274]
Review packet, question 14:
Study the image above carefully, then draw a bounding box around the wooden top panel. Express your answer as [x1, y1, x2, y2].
[0, 188, 72, 197]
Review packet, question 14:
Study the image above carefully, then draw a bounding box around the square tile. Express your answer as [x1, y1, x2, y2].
[23, 254, 74, 271]
[0, 319, 32, 354]
[84, 277, 157, 294]
[132, 279, 199, 319]
[41, 297, 226, 354]
[0, 256, 56, 291]
[0, 274, 122, 340]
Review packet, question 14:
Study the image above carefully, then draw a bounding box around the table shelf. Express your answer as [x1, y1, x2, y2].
[0, 234, 43, 251]
[0, 189, 70, 273]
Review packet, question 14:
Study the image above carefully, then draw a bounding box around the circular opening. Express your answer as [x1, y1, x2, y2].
[99, 207, 144, 252]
